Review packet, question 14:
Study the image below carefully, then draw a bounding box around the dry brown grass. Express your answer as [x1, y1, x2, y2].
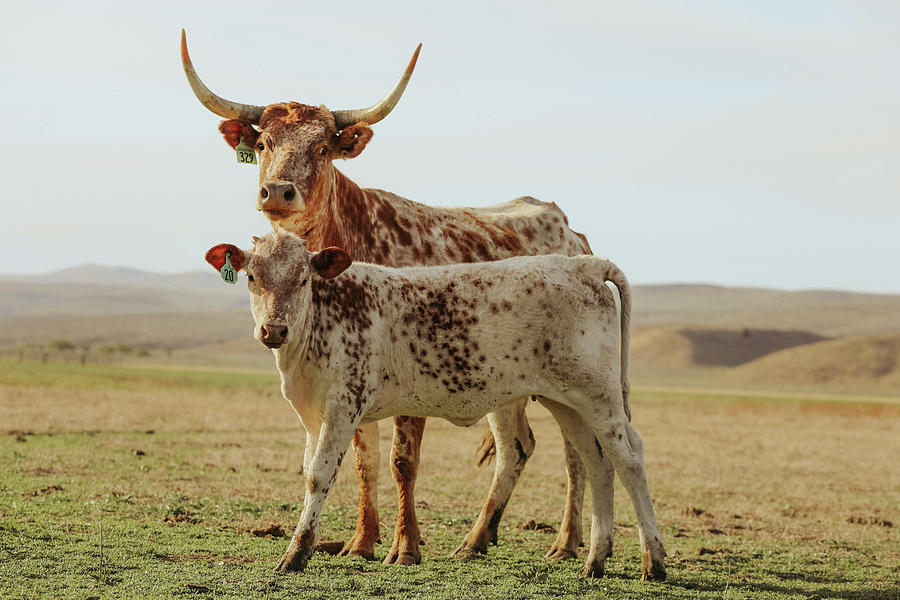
[4, 377, 897, 554]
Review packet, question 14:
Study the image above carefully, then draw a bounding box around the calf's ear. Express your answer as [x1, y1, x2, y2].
[310, 247, 352, 279]
[205, 244, 246, 272]
[218, 120, 260, 149]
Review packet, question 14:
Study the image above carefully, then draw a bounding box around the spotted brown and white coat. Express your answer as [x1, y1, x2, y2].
[205, 233, 666, 580]
[181, 34, 602, 564]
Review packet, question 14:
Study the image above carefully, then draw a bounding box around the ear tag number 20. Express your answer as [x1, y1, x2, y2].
[220, 252, 237, 285]
[235, 137, 257, 165]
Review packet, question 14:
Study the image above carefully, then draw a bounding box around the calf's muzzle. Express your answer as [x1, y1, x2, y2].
[260, 323, 289, 348]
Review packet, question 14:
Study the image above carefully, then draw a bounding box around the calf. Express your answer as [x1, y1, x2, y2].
[205, 232, 667, 580]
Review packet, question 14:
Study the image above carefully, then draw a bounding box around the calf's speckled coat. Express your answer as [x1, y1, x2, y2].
[205, 233, 666, 580]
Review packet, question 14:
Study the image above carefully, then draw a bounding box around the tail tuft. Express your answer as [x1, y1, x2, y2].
[474, 430, 496, 467]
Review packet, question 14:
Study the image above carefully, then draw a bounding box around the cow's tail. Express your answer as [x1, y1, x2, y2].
[474, 429, 496, 467]
[600, 259, 632, 421]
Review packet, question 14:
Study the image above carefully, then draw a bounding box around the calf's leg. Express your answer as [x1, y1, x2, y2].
[338, 422, 381, 560]
[538, 400, 615, 577]
[277, 407, 361, 573]
[454, 400, 534, 559]
[585, 397, 666, 581]
[384, 415, 426, 565]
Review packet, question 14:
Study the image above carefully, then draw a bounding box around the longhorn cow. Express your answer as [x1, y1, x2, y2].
[182, 30, 617, 567]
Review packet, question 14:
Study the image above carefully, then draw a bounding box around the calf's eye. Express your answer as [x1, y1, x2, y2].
[255, 143, 264, 151]
[320, 147, 328, 156]
[247, 274, 255, 282]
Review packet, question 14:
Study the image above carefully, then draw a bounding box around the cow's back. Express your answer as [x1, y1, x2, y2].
[355, 190, 591, 268]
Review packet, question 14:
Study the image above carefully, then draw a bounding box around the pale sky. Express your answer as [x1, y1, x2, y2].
[2, 0, 899, 292]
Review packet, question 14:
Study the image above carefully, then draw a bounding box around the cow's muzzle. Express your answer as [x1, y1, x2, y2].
[258, 181, 301, 219]
[260, 323, 289, 348]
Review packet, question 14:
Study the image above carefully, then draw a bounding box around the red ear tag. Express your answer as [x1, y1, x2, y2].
[220, 252, 237, 284]
[235, 137, 257, 165]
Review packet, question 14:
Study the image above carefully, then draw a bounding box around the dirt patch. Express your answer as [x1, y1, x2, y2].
[249, 523, 287, 538]
[518, 519, 556, 533]
[683, 507, 710, 517]
[22, 484, 63, 497]
[21, 467, 55, 476]
[315, 541, 345, 555]
[846, 515, 893, 528]
[164, 513, 200, 525]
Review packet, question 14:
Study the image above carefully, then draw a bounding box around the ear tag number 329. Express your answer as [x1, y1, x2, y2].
[235, 137, 257, 165]
[220, 252, 237, 284]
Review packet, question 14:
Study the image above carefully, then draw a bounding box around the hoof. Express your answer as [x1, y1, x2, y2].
[580, 559, 605, 578]
[544, 546, 578, 562]
[337, 543, 376, 560]
[275, 550, 308, 573]
[383, 550, 421, 565]
[452, 542, 487, 560]
[642, 562, 667, 581]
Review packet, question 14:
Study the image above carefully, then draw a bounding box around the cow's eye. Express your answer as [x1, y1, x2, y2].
[301, 278, 308, 286]
[319, 147, 328, 156]
[255, 142, 264, 152]
[247, 274, 255, 282]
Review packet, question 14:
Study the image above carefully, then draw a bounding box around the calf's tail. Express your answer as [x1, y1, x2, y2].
[599, 260, 632, 421]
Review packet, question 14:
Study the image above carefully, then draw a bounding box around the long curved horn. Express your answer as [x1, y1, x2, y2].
[331, 44, 422, 130]
[180, 29, 266, 124]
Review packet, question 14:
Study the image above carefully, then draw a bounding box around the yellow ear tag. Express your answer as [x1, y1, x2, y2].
[220, 252, 237, 284]
[235, 137, 258, 165]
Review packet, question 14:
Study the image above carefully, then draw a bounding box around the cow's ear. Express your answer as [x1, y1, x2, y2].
[205, 243, 246, 272]
[218, 120, 260, 149]
[310, 247, 352, 279]
[333, 125, 373, 159]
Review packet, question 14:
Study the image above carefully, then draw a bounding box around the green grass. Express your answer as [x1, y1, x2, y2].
[0, 359, 278, 393]
[1, 362, 898, 599]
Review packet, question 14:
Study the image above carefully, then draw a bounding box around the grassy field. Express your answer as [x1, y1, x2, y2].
[1, 360, 898, 599]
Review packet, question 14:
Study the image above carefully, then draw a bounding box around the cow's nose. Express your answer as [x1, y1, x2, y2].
[259, 181, 298, 206]
[260, 324, 289, 348]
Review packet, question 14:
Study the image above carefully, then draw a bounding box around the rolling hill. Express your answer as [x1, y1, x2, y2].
[725, 333, 900, 389]
[1, 265, 899, 393]
[630, 327, 828, 369]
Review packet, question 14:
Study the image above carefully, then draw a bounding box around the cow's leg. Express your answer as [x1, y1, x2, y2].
[537, 399, 615, 577]
[338, 422, 380, 560]
[276, 406, 361, 573]
[583, 392, 666, 581]
[545, 435, 587, 560]
[383, 415, 426, 565]
[453, 400, 534, 559]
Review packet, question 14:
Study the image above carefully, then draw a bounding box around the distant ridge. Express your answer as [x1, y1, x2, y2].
[632, 284, 900, 337]
[0, 264, 225, 291]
